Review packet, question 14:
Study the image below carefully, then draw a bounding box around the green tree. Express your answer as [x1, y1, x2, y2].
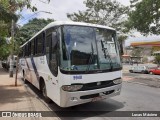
[131, 47, 144, 57]
[15, 18, 54, 45]
[0, 0, 37, 23]
[155, 55, 160, 65]
[0, 0, 38, 60]
[0, 0, 51, 60]
[0, 37, 10, 60]
[67, 0, 129, 33]
[127, 0, 160, 35]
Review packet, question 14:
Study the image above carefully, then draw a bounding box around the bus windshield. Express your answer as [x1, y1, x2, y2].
[60, 25, 121, 73]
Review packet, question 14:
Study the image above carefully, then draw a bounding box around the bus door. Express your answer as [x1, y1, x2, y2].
[46, 31, 59, 102]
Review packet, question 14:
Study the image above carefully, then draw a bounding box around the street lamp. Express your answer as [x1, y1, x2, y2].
[9, 11, 52, 78]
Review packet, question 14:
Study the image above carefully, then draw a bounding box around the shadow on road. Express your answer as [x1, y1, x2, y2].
[0, 84, 32, 106]
[24, 80, 124, 119]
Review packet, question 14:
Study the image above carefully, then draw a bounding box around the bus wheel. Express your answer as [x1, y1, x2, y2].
[41, 81, 51, 103]
[23, 70, 28, 84]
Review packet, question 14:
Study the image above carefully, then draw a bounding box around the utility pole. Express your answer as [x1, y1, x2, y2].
[9, 19, 14, 77]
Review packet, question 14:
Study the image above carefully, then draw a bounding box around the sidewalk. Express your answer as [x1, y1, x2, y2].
[0, 68, 34, 111]
[0, 66, 59, 119]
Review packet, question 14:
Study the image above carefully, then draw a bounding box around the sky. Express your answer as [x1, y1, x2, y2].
[17, 0, 130, 25]
[17, 0, 160, 47]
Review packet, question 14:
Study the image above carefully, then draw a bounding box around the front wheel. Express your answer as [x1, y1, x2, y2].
[41, 82, 51, 103]
[149, 72, 154, 75]
[23, 71, 28, 84]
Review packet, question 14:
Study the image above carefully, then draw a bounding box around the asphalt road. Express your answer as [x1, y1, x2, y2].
[123, 72, 160, 88]
[24, 79, 160, 120]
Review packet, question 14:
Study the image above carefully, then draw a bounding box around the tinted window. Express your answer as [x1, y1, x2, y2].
[37, 34, 43, 55]
[31, 40, 34, 55]
[34, 38, 37, 55]
[25, 45, 28, 56]
[28, 42, 31, 56]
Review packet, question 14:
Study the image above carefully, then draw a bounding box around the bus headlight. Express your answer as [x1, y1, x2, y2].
[62, 85, 83, 92]
[113, 78, 122, 84]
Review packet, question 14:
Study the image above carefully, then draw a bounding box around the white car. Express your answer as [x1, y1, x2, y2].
[129, 66, 148, 74]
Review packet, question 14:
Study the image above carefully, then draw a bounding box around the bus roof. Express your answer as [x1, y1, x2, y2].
[21, 21, 115, 48]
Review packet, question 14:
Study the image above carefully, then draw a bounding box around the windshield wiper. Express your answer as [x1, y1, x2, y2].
[86, 43, 94, 73]
[101, 40, 113, 70]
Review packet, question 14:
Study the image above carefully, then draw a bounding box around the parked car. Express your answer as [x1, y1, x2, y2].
[1, 55, 17, 70]
[148, 67, 160, 75]
[129, 66, 148, 74]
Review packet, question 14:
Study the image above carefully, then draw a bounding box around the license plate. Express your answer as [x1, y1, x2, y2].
[92, 96, 103, 102]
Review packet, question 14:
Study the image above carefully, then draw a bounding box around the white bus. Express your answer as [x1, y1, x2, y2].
[19, 21, 122, 107]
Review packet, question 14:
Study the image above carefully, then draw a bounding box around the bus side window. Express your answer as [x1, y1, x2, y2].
[25, 45, 28, 57]
[22, 47, 25, 57]
[37, 33, 43, 55]
[31, 40, 34, 56]
[46, 34, 51, 64]
[34, 38, 37, 55]
[28, 42, 31, 56]
[46, 31, 58, 77]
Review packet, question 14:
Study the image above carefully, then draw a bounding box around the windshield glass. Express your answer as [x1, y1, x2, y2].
[60, 25, 121, 73]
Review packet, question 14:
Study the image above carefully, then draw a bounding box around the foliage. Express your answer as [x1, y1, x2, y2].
[0, 0, 51, 60]
[155, 55, 160, 65]
[127, 0, 160, 35]
[0, 0, 37, 23]
[0, 37, 10, 60]
[67, 0, 129, 33]
[142, 56, 148, 63]
[0, 21, 10, 37]
[131, 47, 144, 57]
[15, 18, 54, 45]
[0, 0, 38, 60]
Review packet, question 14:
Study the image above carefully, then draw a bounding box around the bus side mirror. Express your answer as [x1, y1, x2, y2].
[52, 32, 58, 48]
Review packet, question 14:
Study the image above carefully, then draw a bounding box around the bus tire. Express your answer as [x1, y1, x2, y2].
[23, 70, 28, 84]
[40, 79, 51, 103]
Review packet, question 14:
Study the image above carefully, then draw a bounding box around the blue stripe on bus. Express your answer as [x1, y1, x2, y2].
[31, 57, 39, 80]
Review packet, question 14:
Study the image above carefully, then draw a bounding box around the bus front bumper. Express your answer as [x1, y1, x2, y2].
[60, 84, 122, 107]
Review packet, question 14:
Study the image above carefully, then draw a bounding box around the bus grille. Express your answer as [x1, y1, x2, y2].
[76, 80, 116, 91]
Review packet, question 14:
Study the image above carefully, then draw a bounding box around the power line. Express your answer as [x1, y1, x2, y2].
[17, 11, 52, 24]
